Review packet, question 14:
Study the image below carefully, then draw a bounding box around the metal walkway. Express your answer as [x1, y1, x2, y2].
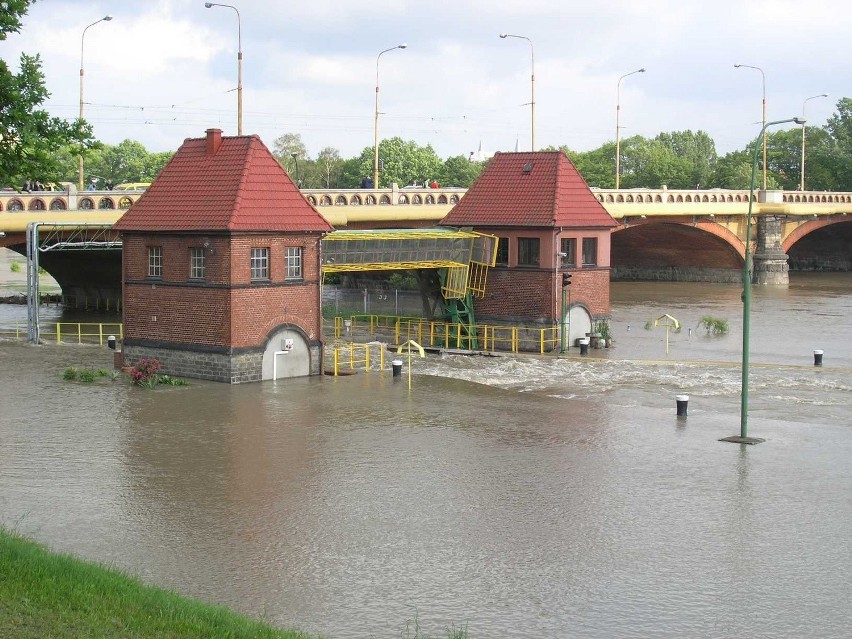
[321, 228, 496, 299]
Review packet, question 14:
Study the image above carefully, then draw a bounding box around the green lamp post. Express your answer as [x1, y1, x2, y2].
[721, 116, 805, 445]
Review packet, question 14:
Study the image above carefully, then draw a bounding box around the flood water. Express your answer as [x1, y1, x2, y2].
[1, 274, 851, 638]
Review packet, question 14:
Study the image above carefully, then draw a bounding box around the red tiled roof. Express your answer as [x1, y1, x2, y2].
[113, 130, 333, 233]
[440, 151, 618, 229]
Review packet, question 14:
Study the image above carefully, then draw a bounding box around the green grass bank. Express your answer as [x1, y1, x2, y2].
[0, 527, 316, 639]
[0, 527, 469, 639]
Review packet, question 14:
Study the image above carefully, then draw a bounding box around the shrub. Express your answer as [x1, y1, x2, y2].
[130, 358, 162, 387]
[699, 316, 729, 335]
[158, 375, 189, 386]
[78, 370, 97, 383]
[594, 319, 612, 341]
[10, 261, 21, 273]
[62, 367, 78, 381]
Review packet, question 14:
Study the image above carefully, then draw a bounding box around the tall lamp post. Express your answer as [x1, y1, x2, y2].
[722, 116, 804, 445]
[373, 44, 407, 189]
[205, 2, 243, 135]
[734, 63, 766, 190]
[615, 67, 645, 189]
[78, 14, 113, 191]
[499, 33, 535, 151]
[290, 152, 300, 187]
[800, 93, 828, 191]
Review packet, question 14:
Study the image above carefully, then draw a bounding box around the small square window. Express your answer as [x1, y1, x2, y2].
[251, 247, 269, 281]
[147, 246, 162, 277]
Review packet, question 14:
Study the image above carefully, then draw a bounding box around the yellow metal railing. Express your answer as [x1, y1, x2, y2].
[329, 316, 561, 354]
[329, 341, 386, 376]
[0, 322, 124, 345]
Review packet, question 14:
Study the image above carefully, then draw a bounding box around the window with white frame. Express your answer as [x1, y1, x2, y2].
[251, 247, 270, 281]
[285, 246, 302, 280]
[190, 247, 205, 279]
[147, 246, 162, 277]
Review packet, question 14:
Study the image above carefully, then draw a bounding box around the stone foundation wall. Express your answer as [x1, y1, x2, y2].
[611, 266, 743, 283]
[122, 342, 323, 384]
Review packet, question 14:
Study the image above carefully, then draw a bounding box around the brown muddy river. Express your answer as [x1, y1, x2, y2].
[1, 274, 851, 638]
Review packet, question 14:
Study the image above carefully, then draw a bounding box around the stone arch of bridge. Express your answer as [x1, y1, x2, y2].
[611, 221, 745, 272]
[782, 216, 849, 253]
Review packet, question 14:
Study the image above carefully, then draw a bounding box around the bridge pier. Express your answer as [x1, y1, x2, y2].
[753, 215, 789, 286]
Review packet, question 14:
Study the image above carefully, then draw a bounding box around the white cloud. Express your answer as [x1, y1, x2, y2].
[4, 0, 850, 159]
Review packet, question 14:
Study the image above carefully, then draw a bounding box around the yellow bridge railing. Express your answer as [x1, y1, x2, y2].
[0, 322, 124, 345]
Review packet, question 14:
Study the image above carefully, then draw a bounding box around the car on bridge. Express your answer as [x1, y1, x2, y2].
[115, 182, 150, 191]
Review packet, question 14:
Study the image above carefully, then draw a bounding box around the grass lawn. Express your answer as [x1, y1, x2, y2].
[0, 527, 316, 639]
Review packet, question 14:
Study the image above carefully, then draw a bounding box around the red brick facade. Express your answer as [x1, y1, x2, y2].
[115, 129, 332, 383]
[122, 233, 323, 350]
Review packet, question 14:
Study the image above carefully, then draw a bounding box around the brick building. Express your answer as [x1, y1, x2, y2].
[113, 128, 333, 383]
[440, 151, 618, 342]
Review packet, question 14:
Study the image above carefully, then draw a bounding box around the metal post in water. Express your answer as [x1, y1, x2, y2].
[676, 394, 689, 417]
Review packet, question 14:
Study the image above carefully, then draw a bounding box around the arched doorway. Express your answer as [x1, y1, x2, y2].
[261, 325, 311, 380]
[567, 304, 592, 346]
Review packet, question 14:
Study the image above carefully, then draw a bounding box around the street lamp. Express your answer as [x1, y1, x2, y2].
[373, 43, 407, 189]
[615, 67, 645, 189]
[290, 152, 300, 187]
[499, 33, 535, 151]
[205, 2, 243, 135]
[800, 93, 828, 191]
[723, 116, 805, 445]
[78, 14, 113, 190]
[734, 63, 766, 190]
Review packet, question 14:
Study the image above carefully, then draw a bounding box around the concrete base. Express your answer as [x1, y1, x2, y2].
[719, 435, 766, 445]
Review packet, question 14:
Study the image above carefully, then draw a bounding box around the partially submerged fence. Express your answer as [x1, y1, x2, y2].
[330, 314, 560, 354]
[0, 322, 123, 345]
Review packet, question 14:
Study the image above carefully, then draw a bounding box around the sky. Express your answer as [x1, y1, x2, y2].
[5, 0, 852, 161]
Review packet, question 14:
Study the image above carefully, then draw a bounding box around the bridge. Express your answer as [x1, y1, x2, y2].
[2, 186, 851, 298]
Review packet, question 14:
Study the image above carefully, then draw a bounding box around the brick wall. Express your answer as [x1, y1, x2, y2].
[475, 266, 611, 323]
[121, 231, 325, 381]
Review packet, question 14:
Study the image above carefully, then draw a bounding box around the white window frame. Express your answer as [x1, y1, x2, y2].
[285, 246, 302, 280]
[251, 247, 270, 281]
[147, 246, 162, 277]
[190, 247, 205, 280]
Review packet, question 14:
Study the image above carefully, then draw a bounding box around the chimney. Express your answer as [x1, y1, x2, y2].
[206, 128, 223, 156]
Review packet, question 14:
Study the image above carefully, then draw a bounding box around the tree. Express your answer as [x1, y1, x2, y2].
[143, 151, 174, 182]
[87, 139, 149, 185]
[0, 2, 97, 187]
[711, 150, 753, 189]
[370, 137, 444, 187]
[316, 146, 343, 188]
[653, 130, 717, 188]
[272, 133, 307, 161]
[565, 144, 617, 189]
[439, 155, 486, 188]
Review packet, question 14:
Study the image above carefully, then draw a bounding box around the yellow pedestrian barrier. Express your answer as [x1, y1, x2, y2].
[396, 340, 426, 390]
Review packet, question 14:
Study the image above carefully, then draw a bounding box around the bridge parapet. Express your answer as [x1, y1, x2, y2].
[3, 186, 852, 222]
[593, 188, 852, 219]
[0, 189, 143, 214]
[300, 184, 467, 208]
